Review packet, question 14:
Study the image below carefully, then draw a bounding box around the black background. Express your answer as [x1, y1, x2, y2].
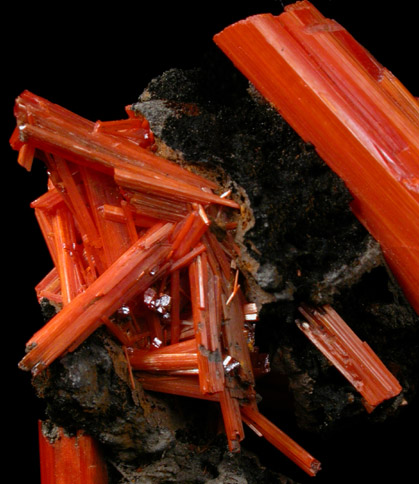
[3, 1, 417, 482]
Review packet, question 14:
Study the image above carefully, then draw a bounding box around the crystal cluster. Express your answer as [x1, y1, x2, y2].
[11, 90, 320, 476]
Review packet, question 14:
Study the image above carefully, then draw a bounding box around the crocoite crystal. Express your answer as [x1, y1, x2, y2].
[38, 422, 109, 484]
[214, 0, 419, 316]
[297, 304, 402, 411]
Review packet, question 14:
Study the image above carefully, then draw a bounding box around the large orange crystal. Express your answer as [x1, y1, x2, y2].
[214, 0, 419, 315]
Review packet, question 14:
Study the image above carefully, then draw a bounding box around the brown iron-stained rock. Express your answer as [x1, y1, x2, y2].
[33, 328, 181, 463]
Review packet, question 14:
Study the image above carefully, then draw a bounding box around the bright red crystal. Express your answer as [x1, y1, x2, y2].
[297, 305, 402, 411]
[214, 0, 419, 317]
[38, 422, 109, 484]
[241, 406, 321, 477]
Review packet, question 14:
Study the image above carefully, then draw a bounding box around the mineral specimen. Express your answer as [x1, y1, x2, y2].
[11, 1, 418, 482]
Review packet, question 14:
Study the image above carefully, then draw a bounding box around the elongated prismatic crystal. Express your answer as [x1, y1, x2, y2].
[214, 0, 419, 316]
[297, 305, 402, 411]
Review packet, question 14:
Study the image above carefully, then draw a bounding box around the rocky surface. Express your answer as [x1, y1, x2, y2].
[34, 328, 180, 463]
[133, 58, 419, 434]
[34, 325, 293, 483]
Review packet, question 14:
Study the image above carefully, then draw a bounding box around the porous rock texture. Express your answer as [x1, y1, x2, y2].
[34, 327, 178, 463]
[133, 53, 419, 431]
[33, 50, 419, 483]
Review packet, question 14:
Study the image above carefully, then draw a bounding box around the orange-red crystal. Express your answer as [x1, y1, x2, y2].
[38, 422, 109, 484]
[214, 0, 419, 316]
[297, 305, 402, 411]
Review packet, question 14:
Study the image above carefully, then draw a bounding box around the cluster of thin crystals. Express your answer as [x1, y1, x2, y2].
[11, 91, 320, 476]
[297, 305, 402, 411]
